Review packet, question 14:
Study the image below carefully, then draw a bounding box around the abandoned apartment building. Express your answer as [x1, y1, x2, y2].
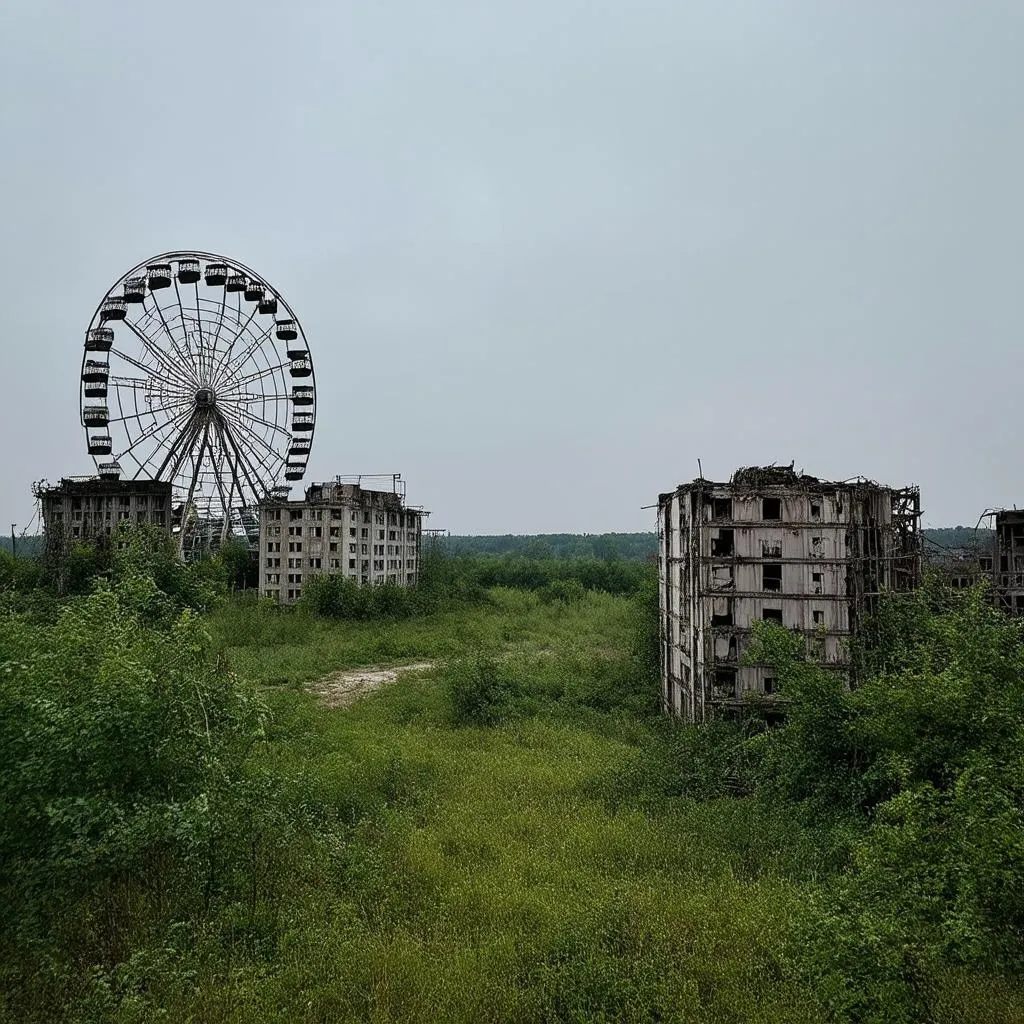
[36, 475, 174, 552]
[991, 510, 1024, 615]
[657, 465, 921, 722]
[258, 478, 426, 604]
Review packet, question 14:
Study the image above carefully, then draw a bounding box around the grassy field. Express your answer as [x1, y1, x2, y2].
[187, 590, 1020, 1024]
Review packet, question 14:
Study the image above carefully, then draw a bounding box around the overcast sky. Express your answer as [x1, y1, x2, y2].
[2, 1, 1022, 535]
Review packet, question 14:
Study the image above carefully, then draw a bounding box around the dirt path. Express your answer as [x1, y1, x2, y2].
[306, 662, 435, 708]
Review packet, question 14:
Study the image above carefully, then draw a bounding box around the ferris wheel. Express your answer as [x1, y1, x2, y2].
[80, 250, 315, 543]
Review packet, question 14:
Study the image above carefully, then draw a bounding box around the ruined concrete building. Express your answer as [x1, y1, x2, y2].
[36, 476, 174, 552]
[992, 510, 1024, 614]
[258, 477, 427, 604]
[657, 465, 921, 721]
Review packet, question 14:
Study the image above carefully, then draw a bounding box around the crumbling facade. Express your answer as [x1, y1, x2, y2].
[36, 476, 174, 551]
[992, 510, 1024, 614]
[258, 478, 426, 603]
[657, 466, 921, 721]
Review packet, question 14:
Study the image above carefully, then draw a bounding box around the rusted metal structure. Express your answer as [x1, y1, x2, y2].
[657, 465, 921, 722]
[258, 475, 428, 603]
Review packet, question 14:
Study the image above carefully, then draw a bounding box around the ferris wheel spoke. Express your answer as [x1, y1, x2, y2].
[117, 405, 194, 469]
[217, 392, 286, 405]
[211, 417, 247, 513]
[208, 285, 230, 363]
[215, 413, 267, 503]
[217, 402, 286, 464]
[217, 362, 292, 397]
[119, 320, 199, 391]
[212, 321, 275, 391]
[224, 412, 279, 481]
[190, 280, 211, 383]
[180, 420, 212, 525]
[152, 409, 203, 482]
[141, 290, 200, 385]
[108, 399, 190, 426]
[208, 444, 234, 537]
[218, 401, 291, 438]
[170, 278, 199, 375]
[109, 375, 188, 398]
[110, 346, 192, 391]
[211, 296, 260, 383]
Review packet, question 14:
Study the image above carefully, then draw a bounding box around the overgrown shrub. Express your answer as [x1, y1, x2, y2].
[743, 583, 1024, 1013]
[445, 656, 518, 726]
[0, 570, 272, 1015]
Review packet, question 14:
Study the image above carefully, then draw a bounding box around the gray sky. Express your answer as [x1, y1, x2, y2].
[2, 1, 1023, 535]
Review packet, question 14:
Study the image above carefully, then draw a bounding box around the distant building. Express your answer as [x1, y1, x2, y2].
[656, 466, 921, 722]
[258, 478, 427, 604]
[36, 475, 173, 552]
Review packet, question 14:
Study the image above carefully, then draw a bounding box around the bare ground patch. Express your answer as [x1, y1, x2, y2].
[306, 662, 435, 708]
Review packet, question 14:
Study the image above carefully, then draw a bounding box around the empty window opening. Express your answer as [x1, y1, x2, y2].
[711, 605, 734, 627]
[1015, 596, 1024, 614]
[761, 539, 782, 558]
[810, 500, 822, 519]
[763, 498, 782, 520]
[762, 563, 782, 592]
[763, 677, 776, 695]
[812, 570, 823, 594]
[712, 498, 732, 520]
[711, 529, 734, 556]
[812, 610, 825, 625]
[762, 608, 783, 624]
[714, 668, 737, 695]
[979, 557, 993, 571]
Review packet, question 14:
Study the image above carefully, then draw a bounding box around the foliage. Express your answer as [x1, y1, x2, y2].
[440, 531, 658, 561]
[736, 583, 1024, 1019]
[0, 569, 283, 1019]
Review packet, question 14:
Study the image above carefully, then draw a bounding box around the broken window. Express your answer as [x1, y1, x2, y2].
[979, 557, 993, 571]
[711, 529, 734, 556]
[810, 500, 822, 519]
[711, 598, 733, 627]
[762, 563, 782, 592]
[763, 497, 782, 520]
[712, 498, 732, 520]
[812, 571, 823, 594]
[812, 610, 824, 625]
[713, 668, 737, 696]
[762, 608, 783, 624]
[761, 539, 782, 558]
[711, 565, 734, 590]
[763, 677, 776, 695]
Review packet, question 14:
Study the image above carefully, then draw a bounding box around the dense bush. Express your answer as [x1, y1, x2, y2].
[0, 568, 281, 1017]
[689, 581, 1024, 1021]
